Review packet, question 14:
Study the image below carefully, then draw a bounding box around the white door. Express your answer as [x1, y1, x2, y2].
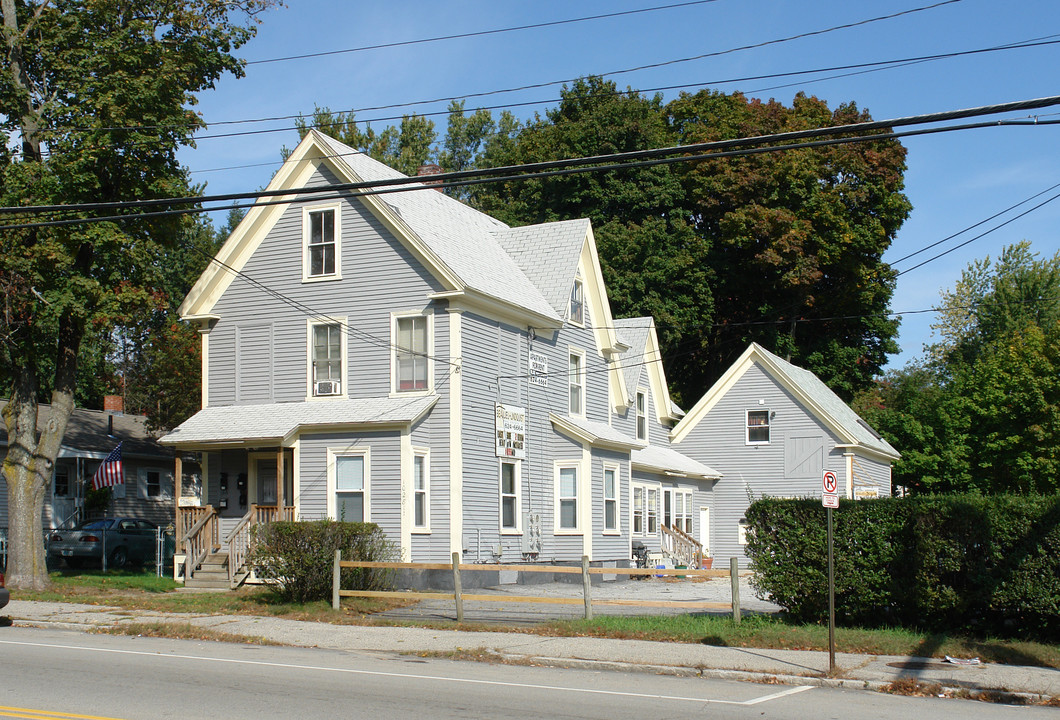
[698, 506, 710, 556]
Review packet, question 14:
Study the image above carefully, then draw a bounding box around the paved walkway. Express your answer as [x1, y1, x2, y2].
[5, 595, 1058, 705]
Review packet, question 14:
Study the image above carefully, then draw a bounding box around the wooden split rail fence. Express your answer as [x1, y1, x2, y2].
[333, 551, 744, 622]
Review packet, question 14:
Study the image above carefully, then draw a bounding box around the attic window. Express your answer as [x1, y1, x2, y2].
[304, 204, 341, 281]
[746, 409, 770, 444]
[569, 277, 584, 326]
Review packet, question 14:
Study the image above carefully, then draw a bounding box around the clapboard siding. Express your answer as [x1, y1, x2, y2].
[591, 448, 629, 562]
[209, 165, 445, 405]
[673, 363, 849, 568]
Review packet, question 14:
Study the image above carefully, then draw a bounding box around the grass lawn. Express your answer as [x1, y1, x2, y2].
[11, 568, 1060, 669]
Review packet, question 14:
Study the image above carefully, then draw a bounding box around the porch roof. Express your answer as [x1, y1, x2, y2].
[160, 396, 438, 447]
[632, 444, 720, 480]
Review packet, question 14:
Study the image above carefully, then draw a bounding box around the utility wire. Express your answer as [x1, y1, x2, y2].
[60, 1, 983, 139]
[8, 95, 1059, 218]
[245, 1, 723, 65]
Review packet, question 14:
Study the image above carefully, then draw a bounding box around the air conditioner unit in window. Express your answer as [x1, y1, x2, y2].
[315, 380, 340, 396]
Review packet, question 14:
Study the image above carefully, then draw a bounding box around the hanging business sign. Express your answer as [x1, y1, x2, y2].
[528, 351, 549, 387]
[495, 403, 526, 459]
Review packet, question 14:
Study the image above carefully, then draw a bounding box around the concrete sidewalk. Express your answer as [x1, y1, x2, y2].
[5, 599, 1058, 705]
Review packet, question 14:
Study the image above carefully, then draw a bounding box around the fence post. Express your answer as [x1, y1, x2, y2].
[581, 555, 593, 620]
[332, 549, 341, 610]
[730, 556, 741, 624]
[452, 552, 464, 623]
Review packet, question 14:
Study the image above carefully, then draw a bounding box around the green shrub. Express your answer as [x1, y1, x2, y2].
[249, 520, 398, 603]
[745, 494, 1060, 641]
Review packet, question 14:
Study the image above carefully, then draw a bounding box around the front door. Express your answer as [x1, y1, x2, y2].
[255, 458, 277, 506]
[698, 506, 710, 556]
[52, 464, 80, 528]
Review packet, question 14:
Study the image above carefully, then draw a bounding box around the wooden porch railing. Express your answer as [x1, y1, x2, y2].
[180, 505, 217, 580]
[225, 504, 297, 586]
[661, 523, 704, 568]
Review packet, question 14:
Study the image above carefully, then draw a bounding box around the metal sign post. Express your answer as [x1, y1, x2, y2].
[822, 470, 838, 673]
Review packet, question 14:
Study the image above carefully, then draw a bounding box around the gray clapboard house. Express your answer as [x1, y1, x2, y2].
[160, 129, 716, 585]
[0, 398, 199, 534]
[670, 343, 900, 567]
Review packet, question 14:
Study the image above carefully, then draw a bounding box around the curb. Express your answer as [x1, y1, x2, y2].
[498, 653, 1055, 706]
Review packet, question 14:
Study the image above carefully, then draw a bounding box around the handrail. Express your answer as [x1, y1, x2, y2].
[179, 505, 217, 580]
[661, 523, 703, 568]
[181, 508, 214, 543]
[226, 504, 297, 587]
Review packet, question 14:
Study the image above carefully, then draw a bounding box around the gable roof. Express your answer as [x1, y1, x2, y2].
[493, 219, 589, 319]
[0, 400, 171, 460]
[613, 317, 681, 422]
[670, 343, 899, 460]
[161, 396, 438, 448]
[632, 444, 720, 480]
[181, 130, 561, 325]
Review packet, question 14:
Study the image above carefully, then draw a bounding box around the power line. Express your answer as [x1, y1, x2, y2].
[56, 1, 988, 142]
[9, 95, 1060, 219]
[245, 1, 723, 66]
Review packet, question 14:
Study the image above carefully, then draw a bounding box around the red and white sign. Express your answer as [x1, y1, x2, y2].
[822, 470, 839, 508]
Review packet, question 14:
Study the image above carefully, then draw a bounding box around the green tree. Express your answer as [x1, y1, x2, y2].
[293, 106, 437, 177]
[668, 90, 911, 400]
[0, 0, 270, 589]
[856, 242, 1060, 494]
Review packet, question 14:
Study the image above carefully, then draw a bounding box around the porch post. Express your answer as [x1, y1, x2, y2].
[276, 448, 285, 517]
[174, 454, 183, 554]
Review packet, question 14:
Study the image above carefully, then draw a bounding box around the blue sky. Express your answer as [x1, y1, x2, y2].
[180, 0, 1060, 369]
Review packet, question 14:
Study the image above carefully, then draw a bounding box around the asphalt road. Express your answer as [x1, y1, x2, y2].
[1, 627, 1054, 720]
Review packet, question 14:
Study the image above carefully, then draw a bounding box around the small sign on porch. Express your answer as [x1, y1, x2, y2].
[495, 403, 526, 459]
[178, 496, 201, 507]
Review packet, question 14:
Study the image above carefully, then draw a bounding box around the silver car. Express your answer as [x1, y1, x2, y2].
[48, 518, 158, 569]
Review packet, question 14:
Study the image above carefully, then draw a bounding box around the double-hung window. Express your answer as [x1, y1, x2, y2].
[603, 466, 618, 532]
[333, 451, 368, 523]
[137, 468, 171, 500]
[557, 465, 579, 531]
[568, 349, 584, 416]
[311, 322, 343, 396]
[413, 451, 428, 530]
[675, 490, 693, 534]
[747, 409, 770, 444]
[632, 486, 644, 534]
[500, 460, 519, 531]
[305, 206, 339, 279]
[646, 487, 659, 534]
[636, 390, 647, 440]
[569, 277, 584, 325]
[395, 315, 429, 392]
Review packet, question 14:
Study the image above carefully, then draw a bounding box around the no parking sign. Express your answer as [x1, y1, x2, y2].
[822, 470, 839, 508]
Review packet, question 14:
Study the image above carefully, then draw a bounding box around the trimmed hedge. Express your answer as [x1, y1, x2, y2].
[745, 494, 1060, 641]
[250, 520, 398, 603]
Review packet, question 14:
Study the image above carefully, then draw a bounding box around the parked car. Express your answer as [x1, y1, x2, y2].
[0, 570, 8, 610]
[48, 518, 159, 569]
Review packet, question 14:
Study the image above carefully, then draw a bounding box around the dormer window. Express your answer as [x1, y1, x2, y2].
[304, 204, 340, 281]
[636, 390, 647, 440]
[569, 277, 584, 326]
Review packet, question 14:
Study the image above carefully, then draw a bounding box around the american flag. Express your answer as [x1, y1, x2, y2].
[91, 442, 124, 490]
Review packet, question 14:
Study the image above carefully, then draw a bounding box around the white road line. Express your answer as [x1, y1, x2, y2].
[0, 638, 814, 706]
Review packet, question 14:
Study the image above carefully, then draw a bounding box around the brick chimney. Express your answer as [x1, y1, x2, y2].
[103, 395, 124, 415]
[416, 163, 445, 191]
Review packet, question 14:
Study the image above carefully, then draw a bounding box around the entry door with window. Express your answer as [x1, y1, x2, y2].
[256, 459, 277, 506]
[52, 465, 80, 528]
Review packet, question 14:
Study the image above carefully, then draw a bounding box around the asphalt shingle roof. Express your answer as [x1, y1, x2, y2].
[632, 444, 720, 479]
[613, 317, 651, 401]
[753, 344, 899, 458]
[315, 132, 561, 322]
[0, 400, 169, 459]
[161, 397, 437, 446]
[492, 219, 589, 319]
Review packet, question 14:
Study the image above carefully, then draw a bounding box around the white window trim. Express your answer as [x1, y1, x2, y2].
[567, 346, 586, 418]
[302, 203, 342, 283]
[569, 275, 585, 327]
[554, 460, 582, 535]
[738, 518, 750, 546]
[602, 463, 620, 535]
[673, 489, 693, 534]
[631, 481, 661, 536]
[635, 389, 648, 441]
[390, 310, 434, 397]
[632, 485, 645, 535]
[746, 408, 771, 445]
[412, 447, 430, 533]
[306, 317, 348, 400]
[136, 467, 173, 500]
[499, 459, 522, 534]
[326, 446, 370, 523]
